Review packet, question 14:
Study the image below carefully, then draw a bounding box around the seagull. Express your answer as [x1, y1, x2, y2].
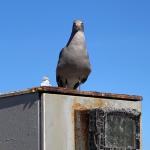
[56, 20, 91, 89]
[40, 76, 51, 86]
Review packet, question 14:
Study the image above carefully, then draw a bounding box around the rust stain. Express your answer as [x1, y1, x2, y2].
[89, 99, 104, 108]
[72, 100, 104, 149]
[71, 103, 86, 125]
[72, 99, 104, 111]
[72, 103, 87, 110]
[71, 96, 107, 149]
[74, 110, 89, 150]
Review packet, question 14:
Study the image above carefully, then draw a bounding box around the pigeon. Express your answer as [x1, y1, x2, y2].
[41, 76, 51, 86]
[56, 20, 91, 89]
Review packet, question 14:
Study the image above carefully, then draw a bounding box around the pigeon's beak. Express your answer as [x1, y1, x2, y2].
[75, 22, 82, 30]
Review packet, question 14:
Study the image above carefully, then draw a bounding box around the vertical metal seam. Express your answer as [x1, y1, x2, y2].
[38, 92, 43, 150]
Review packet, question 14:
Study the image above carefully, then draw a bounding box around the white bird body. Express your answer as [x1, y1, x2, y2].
[41, 76, 51, 86]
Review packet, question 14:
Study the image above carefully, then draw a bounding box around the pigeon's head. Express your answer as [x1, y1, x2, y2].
[72, 20, 84, 32]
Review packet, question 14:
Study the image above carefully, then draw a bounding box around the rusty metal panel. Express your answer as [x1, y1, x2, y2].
[89, 109, 105, 150]
[88, 109, 141, 149]
[42, 93, 141, 150]
[75, 110, 89, 150]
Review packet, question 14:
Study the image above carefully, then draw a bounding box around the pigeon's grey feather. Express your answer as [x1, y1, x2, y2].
[56, 20, 91, 89]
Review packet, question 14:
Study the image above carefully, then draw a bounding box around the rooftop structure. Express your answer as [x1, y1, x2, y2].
[0, 87, 142, 150]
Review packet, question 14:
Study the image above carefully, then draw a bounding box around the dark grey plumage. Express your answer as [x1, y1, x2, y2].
[56, 20, 91, 89]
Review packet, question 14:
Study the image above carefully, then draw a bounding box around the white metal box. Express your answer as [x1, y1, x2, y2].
[0, 87, 142, 150]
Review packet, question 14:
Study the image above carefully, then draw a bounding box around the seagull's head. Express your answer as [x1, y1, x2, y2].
[42, 76, 49, 81]
[72, 20, 84, 32]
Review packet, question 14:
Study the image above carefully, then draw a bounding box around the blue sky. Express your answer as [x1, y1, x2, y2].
[0, 0, 149, 148]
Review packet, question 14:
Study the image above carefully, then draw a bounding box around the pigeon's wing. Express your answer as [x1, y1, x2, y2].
[56, 75, 64, 87]
[57, 48, 64, 64]
[73, 59, 91, 89]
[56, 48, 66, 87]
[81, 77, 88, 84]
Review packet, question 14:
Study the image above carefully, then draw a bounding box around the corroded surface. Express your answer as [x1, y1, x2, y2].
[88, 109, 141, 149]
[43, 93, 142, 150]
[75, 110, 89, 150]
[0, 86, 142, 101]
